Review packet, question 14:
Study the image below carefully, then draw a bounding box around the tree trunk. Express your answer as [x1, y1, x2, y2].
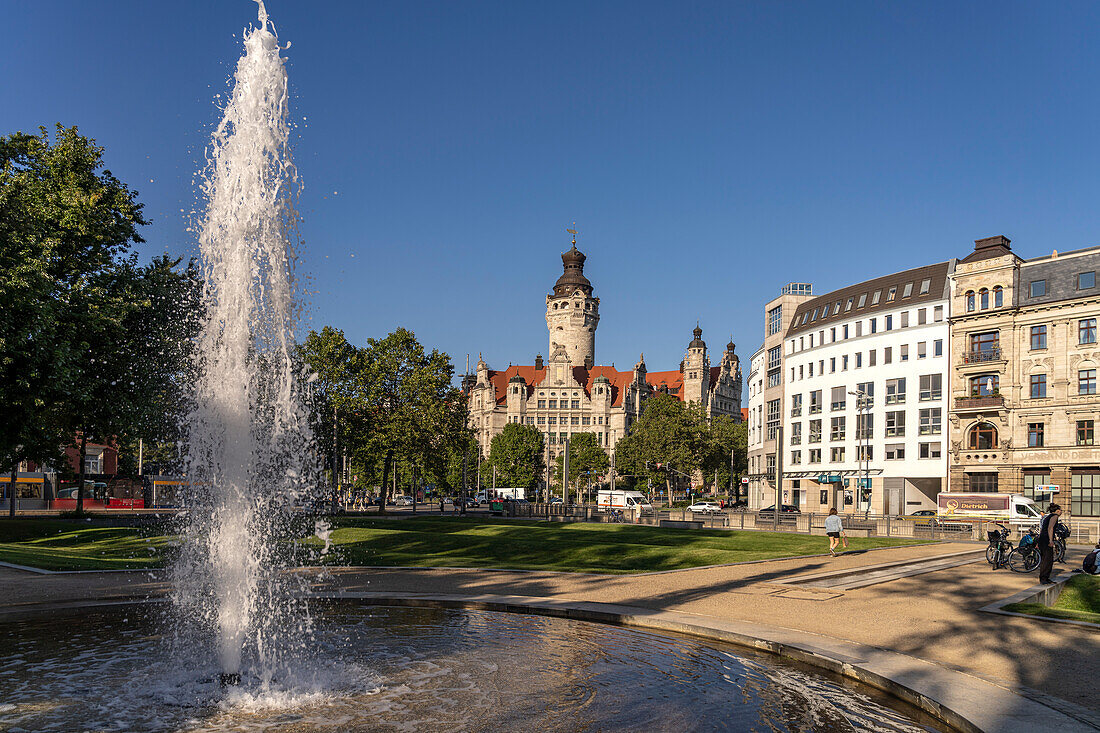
[378, 448, 393, 515]
[75, 434, 89, 515]
[7, 460, 17, 519]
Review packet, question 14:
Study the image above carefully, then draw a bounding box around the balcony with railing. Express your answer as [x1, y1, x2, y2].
[963, 348, 1002, 364]
[954, 394, 1004, 410]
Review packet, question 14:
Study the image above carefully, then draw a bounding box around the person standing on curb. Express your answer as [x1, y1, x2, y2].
[825, 508, 844, 557]
[1037, 502, 1062, 585]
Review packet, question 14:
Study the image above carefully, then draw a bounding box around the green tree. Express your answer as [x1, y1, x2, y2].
[701, 416, 748, 496]
[554, 432, 609, 500]
[0, 125, 150, 515]
[487, 423, 544, 490]
[613, 394, 704, 500]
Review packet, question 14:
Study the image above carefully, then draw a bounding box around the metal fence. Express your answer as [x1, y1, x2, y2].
[504, 502, 1100, 544]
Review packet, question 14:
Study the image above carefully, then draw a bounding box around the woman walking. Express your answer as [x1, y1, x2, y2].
[825, 508, 844, 557]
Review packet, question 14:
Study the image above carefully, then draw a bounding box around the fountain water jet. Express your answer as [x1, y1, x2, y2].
[173, 0, 314, 684]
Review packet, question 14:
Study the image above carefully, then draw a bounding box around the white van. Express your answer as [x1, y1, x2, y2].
[597, 489, 653, 516]
[936, 492, 1042, 525]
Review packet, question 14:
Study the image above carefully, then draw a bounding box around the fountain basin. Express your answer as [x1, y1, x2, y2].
[0, 601, 950, 732]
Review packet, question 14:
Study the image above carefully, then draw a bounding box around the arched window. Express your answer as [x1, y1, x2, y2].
[993, 286, 1003, 307]
[968, 422, 998, 450]
[980, 288, 989, 309]
[970, 374, 999, 396]
[966, 291, 975, 312]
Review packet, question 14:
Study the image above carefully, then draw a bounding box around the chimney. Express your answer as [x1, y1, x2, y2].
[534, 353, 544, 370]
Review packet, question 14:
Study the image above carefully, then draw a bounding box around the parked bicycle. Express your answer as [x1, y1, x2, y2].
[1007, 527, 1040, 573]
[1054, 520, 1070, 564]
[606, 508, 627, 524]
[985, 523, 1012, 570]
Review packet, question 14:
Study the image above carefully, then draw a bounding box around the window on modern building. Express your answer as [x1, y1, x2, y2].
[872, 290, 882, 305]
[830, 357, 836, 373]
[819, 329, 825, 343]
[856, 413, 874, 440]
[846, 297, 854, 311]
[857, 445, 873, 461]
[970, 374, 999, 397]
[887, 287, 897, 302]
[920, 278, 932, 295]
[1079, 369, 1097, 395]
[1031, 325, 1047, 350]
[811, 308, 819, 321]
[968, 473, 998, 492]
[919, 374, 942, 401]
[855, 352, 862, 368]
[967, 422, 997, 450]
[819, 359, 825, 374]
[831, 386, 846, 411]
[903, 282, 914, 298]
[767, 346, 781, 369]
[843, 324, 849, 339]
[993, 286, 1003, 307]
[966, 291, 975, 312]
[917, 341, 927, 359]
[790, 366, 795, 382]
[885, 411, 905, 437]
[885, 315, 893, 331]
[856, 382, 874, 407]
[791, 393, 803, 416]
[790, 422, 802, 444]
[830, 447, 844, 462]
[858, 293, 867, 308]
[934, 305, 944, 322]
[809, 449, 822, 464]
[900, 344, 909, 361]
[868, 349, 877, 366]
[902, 311, 910, 328]
[885, 443, 905, 460]
[548, 399, 557, 409]
[1030, 373, 1047, 399]
[808, 363, 814, 377]
[934, 339, 943, 357]
[767, 305, 783, 335]
[855, 321, 863, 337]
[765, 454, 776, 478]
[1028, 423, 1045, 448]
[842, 355, 849, 371]
[1078, 420, 1095, 446]
[884, 347, 892, 364]
[870, 318, 878, 334]
[919, 408, 942, 435]
[918, 442, 941, 459]
[1080, 318, 1097, 345]
[1079, 272, 1096, 290]
[791, 450, 802, 465]
[1029, 280, 1046, 298]
[768, 370, 781, 388]
[831, 416, 846, 441]
[1070, 470, 1100, 516]
[766, 399, 781, 440]
[809, 419, 822, 443]
[886, 377, 906, 404]
[917, 308, 927, 325]
[830, 327, 836, 342]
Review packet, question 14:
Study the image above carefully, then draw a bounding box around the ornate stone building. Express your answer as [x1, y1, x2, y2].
[949, 236, 1100, 517]
[465, 236, 743, 463]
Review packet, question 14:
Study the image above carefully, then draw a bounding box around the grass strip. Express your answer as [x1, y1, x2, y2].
[0, 520, 170, 571]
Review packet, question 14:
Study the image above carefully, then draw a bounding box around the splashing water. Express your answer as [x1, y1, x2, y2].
[174, 0, 314, 682]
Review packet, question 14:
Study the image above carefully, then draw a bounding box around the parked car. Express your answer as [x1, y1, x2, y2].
[908, 509, 936, 517]
[758, 504, 802, 514]
[395, 496, 414, 506]
[463, 497, 479, 508]
[549, 497, 563, 504]
[687, 502, 723, 514]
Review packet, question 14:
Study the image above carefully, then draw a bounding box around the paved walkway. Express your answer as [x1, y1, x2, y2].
[2, 541, 1098, 724]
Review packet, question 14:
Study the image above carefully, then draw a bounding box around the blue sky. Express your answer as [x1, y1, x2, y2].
[5, 1, 1100, 386]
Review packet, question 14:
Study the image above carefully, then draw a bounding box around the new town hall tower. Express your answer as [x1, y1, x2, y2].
[466, 233, 743, 462]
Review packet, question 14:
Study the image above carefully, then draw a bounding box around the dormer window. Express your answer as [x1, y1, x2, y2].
[902, 283, 913, 298]
[871, 290, 881, 305]
[845, 298, 854, 311]
[919, 278, 931, 295]
[858, 294, 867, 308]
[886, 287, 897, 302]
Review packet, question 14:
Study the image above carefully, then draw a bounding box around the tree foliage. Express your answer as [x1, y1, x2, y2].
[554, 431, 609, 491]
[701, 416, 748, 494]
[0, 125, 199, 512]
[487, 423, 544, 490]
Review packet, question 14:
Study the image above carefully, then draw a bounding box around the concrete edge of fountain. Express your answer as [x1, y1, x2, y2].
[305, 590, 1096, 733]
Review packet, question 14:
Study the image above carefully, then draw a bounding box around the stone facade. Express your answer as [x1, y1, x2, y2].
[948, 236, 1100, 517]
[466, 237, 743, 465]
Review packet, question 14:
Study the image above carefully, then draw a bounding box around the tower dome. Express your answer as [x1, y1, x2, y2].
[689, 325, 706, 349]
[553, 243, 592, 296]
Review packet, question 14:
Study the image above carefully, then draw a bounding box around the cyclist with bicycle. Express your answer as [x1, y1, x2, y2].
[1037, 503, 1062, 585]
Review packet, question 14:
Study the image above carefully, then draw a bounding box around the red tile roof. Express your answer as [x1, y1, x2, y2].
[740, 407, 749, 422]
[487, 363, 703, 408]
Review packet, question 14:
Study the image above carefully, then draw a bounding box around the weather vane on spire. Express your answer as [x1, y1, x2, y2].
[566, 222, 578, 245]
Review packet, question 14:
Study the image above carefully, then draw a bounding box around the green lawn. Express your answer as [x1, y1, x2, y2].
[1005, 573, 1100, 624]
[308, 517, 930, 574]
[0, 516, 930, 574]
[0, 520, 173, 571]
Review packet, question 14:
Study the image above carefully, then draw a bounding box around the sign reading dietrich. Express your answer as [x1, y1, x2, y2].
[937, 493, 1010, 514]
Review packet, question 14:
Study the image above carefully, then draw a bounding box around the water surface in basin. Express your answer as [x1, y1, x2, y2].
[0, 604, 950, 732]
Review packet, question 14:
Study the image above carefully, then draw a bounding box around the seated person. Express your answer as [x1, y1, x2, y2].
[1083, 544, 1100, 575]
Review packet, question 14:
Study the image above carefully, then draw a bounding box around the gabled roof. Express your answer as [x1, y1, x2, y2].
[485, 362, 721, 408]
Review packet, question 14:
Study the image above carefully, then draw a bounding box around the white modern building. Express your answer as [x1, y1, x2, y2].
[779, 261, 956, 515]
